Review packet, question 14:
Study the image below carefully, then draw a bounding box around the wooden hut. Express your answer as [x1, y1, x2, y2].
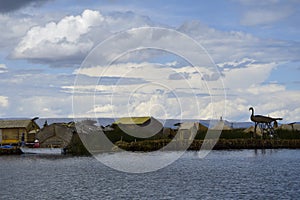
[0, 119, 40, 145]
[36, 122, 75, 148]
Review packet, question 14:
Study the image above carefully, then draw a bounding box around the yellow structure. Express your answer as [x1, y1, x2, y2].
[113, 116, 163, 138]
[0, 119, 40, 145]
[113, 116, 152, 125]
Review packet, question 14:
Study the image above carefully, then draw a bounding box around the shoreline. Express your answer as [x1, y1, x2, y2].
[3, 138, 300, 155]
[1, 125, 300, 155]
[114, 139, 300, 152]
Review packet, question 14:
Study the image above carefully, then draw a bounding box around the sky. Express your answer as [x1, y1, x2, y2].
[0, 0, 299, 122]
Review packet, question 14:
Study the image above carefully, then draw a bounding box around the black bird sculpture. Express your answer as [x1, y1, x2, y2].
[249, 107, 282, 136]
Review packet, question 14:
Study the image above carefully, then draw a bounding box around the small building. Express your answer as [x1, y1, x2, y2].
[113, 116, 163, 138]
[197, 122, 209, 132]
[177, 122, 199, 140]
[0, 119, 40, 145]
[36, 122, 75, 148]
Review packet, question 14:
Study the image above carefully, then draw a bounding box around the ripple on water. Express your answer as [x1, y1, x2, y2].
[0, 149, 299, 199]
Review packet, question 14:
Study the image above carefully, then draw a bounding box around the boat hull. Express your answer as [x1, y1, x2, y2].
[20, 147, 63, 155]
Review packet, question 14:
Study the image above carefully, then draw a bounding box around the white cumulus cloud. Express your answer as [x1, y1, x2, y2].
[12, 10, 104, 62]
[0, 96, 9, 107]
[10, 10, 156, 66]
[0, 64, 8, 73]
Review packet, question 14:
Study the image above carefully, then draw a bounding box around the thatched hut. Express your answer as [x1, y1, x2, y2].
[36, 122, 75, 148]
[0, 118, 40, 145]
[210, 120, 232, 131]
[177, 122, 199, 140]
[113, 116, 163, 138]
[278, 123, 300, 131]
[243, 126, 262, 136]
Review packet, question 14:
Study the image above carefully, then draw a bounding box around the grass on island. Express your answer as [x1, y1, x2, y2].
[64, 127, 300, 154]
[101, 127, 300, 152]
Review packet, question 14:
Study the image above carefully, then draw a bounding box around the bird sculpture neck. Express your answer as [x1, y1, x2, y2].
[249, 107, 255, 123]
[250, 107, 254, 116]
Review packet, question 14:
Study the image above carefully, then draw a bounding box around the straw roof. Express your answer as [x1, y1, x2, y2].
[179, 122, 197, 129]
[178, 122, 208, 131]
[0, 119, 36, 129]
[113, 117, 151, 125]
[113, 116, 163, 138]
[36, 123, 74, 147]
[210, 121, 232, 130]
[243, 126, 262, 135]
[278, 124, 300, 131]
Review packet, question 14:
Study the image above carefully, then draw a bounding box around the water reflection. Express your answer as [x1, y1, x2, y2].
[254, 148, 278, 156]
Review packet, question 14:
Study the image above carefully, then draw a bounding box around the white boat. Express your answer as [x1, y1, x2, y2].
[20, 147, 63, 155]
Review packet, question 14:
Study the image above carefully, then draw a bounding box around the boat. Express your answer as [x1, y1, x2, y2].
[0, 145, 14, 149]
[20, 147, 64, 155]
[0, 145, 21, 154]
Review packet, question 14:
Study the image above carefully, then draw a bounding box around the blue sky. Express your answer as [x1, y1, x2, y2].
[0, 0, 299, 122]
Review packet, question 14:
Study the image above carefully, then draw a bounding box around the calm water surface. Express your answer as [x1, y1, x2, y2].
[0, 149, 299, 199]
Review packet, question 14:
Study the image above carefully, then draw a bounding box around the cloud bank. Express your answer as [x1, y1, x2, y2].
[0, 8, 299, 122]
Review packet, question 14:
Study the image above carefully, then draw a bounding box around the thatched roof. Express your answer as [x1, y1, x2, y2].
[179, 122, 196, 129]
[113, 117, 151, 125]
[178, 122, 208, 131]
[243, 126, 262, 135]
[36, 123, 74, 147]
[0, 119, 38, 129]
[278, 124, 300, 131]
[210, 120, 232, 130]
[113, 116, 163, 138]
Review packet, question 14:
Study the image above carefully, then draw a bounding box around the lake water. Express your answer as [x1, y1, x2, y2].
[0, 149, 299, 199]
